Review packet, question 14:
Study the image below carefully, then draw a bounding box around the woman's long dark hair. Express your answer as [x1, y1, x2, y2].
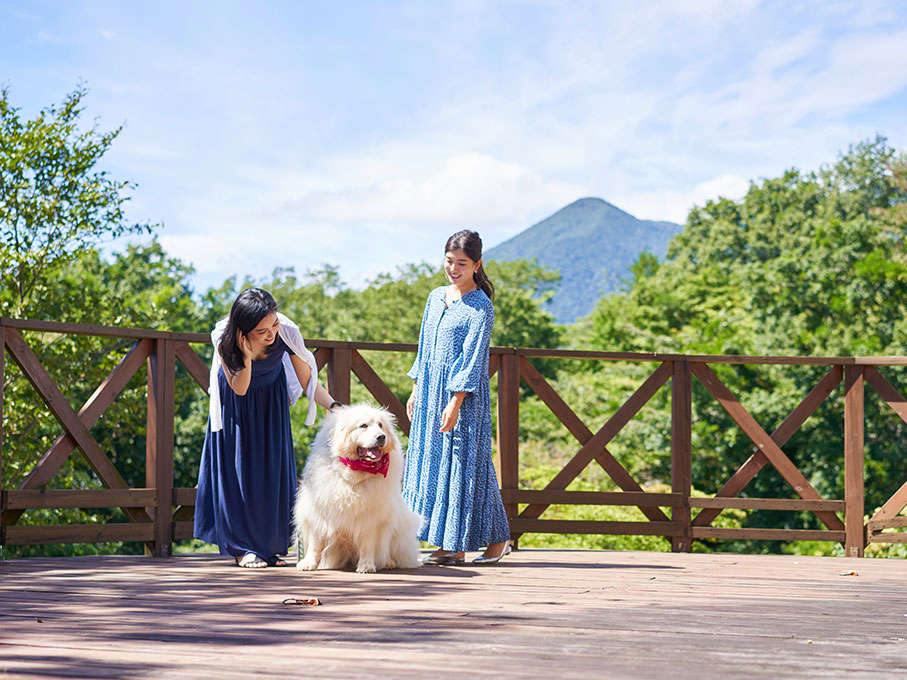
[219, 288, 279, 373]
[445, 229, 494, 301]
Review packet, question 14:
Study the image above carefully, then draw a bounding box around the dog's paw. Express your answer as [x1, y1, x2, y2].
[355, 561, 377, 574]
[297, 557, 319, 571]
[384, 558, 398, 570]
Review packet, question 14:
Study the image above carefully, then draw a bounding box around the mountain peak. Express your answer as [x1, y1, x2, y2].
[485, 198, 681, 323]
[556, 196, 634, 219]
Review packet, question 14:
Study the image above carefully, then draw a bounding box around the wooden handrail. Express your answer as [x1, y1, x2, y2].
[2, 318, 907, 558]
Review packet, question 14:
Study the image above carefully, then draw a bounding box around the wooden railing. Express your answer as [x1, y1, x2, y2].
[2, 318, 907, 558]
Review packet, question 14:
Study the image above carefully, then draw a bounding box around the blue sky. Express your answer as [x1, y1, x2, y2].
[2, 1, 906, 291]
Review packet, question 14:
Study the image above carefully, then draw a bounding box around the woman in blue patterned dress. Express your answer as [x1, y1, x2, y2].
[403, 230, 511, 566]
[194, 288, 338, 568]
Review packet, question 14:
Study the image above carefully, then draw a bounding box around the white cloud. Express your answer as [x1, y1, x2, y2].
[282, 152, 583, 228]
[617, 173, 750, 225]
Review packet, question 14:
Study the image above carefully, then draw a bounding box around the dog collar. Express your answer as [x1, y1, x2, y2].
[338, 454, 390, 478]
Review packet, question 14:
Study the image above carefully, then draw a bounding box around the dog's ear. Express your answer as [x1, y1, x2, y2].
[327, 409, 356, 455]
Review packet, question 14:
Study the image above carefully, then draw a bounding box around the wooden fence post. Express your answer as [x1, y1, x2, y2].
[328, 347, 352, 404]
[671, 360, 692, 552]
[497, 351, 520, 542]
[844, 365, 865, 557]
[146, 339, 175, 557]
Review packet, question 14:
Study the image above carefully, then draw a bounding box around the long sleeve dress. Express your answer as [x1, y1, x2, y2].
[402, 286, 510, 551]
[194, 337, 297, 562]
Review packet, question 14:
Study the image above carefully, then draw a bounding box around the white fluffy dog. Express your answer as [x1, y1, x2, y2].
[293, 403, 423, 573]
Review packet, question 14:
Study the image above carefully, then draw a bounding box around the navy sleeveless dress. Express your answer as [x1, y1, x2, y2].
[194, 337, 297, 561]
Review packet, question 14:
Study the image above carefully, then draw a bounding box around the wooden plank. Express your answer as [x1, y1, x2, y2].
[690, 527, 846, 542]
[4, 522, 155, 545]
[0, 317, 208, 343]
[302, 339, 348, 350]
[172, 520, 195, 540]
[864, 366, 907, 424]
[5, 489, 157, 510]
[146, 340, 176, 557]
[497, 352, 520, 529]
[690, 362, 844, 532]
[174, 341, 210, 391]
[690, 497, 846, 511]
[671, 360, 692, 552]
[172, 505, 195, 521]
[313, 347, 331, 372]
[350, 350, 410, 435]
[510, 518, 683, 536]
[489, 351, 501, 479]
[327, 348, 351, 404]
[7, 338, 153, 523]
[515, 346, 857, 365]
[693, 366, 843, 528]
[870, 480, 907, 524]
[305, 340, 419, 353]
[844, 366, 865, 557]
[488, 352, 499, 379]
[866, 532, 907, 544]
[867, 516, 907, 530]
[501, 489, 682, 506]
[854, 355, 907, 366]
[4, 329, 152, 524]
[5, 550, 907, 679]
[518, 362, 673, 526]
[173, 487, 197, 506]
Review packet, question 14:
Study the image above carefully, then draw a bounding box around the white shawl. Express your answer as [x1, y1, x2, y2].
[208, 312, 319, 432]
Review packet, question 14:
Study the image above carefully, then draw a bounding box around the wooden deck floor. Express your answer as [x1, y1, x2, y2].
[1, 549, 906, 679]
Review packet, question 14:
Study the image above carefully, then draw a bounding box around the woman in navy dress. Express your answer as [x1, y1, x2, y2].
[194, 288, 338, 568]
[403, 230, 511, 566]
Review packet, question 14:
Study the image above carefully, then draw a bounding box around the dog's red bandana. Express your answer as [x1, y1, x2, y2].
[339, 454, 390, 478]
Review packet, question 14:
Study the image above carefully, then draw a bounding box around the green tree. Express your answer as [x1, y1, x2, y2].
[0, 85, 152, 316]
[0, 85, 198, 557]
[562, 138, 907, 552]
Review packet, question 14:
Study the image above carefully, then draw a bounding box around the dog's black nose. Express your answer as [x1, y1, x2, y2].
[376, 433, 386, 446]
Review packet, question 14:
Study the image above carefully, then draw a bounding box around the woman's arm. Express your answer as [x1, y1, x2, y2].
[289, 354, 337, 410]
[407, 380, 417, 418]
[439, 303, 494, 432]
[221, 333, 253, 395]
[439, 391, 465, 432]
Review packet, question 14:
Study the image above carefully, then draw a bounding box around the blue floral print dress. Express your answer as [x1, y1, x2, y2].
[403, 286, 510, 551]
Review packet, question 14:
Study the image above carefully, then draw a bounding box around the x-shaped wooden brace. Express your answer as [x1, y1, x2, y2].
[3, 330, 153, 525]
[690, 363, 845, 532]
[515, 358, 674, 535]
[863, 366, 907, 529]
[350, 350, 411, 435]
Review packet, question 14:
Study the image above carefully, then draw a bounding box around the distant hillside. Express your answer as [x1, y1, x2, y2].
[485, 198, 682, 324]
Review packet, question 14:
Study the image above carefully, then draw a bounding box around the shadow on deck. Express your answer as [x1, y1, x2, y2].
[2, 549, 906, 679]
